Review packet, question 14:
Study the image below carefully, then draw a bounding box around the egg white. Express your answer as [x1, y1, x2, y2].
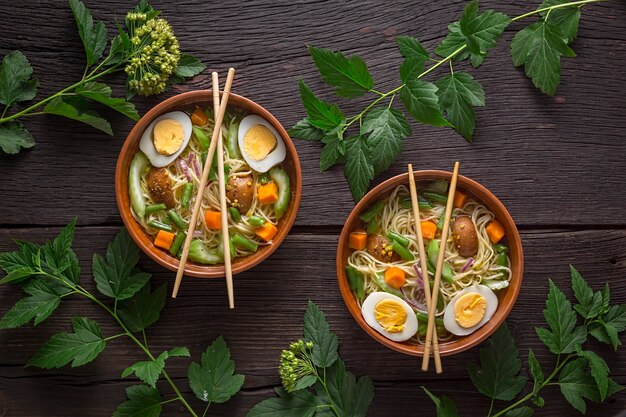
[361, 292, 418, 342]
[238, 114, 286, 173]
[443, 285, 498, 336]
[139, 111, 193, 168]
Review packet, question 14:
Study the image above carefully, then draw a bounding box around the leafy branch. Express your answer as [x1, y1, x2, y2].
[0, 0, 206, 155]
[289, 0, 607, 201]
[0, 221, 243, 417]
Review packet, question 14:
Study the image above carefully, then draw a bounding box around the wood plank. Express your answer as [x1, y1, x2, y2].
[0, 1, 625, 227]
[0, 226, 624, 416]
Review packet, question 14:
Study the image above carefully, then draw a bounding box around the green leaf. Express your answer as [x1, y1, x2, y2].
[589, 304, 626, 349]
[510, 21, 575, 96]
[246, 388, 318, 417]
[344, 137, 374, 203]
[308, 46, 374, 98]
[315, 359, 374, 417]
[504, 407, 533, 417]
[75, 82, 140, 121]
[28, 316, 105, 368]
[303, 300, 339, 368]
[422, 387, 460, 417]
[399, 57, 423, 84]
[319, 133, 345, 172]
[435, 72, 485, 141]
[43, 96, 112, 135]
[0, 288, 60, 329]
[0, 121, 35, 154]
[299, 80, 345, 130]
[570, 265, 605, 319]
[468, 323, 527, 401]
[175, 54, 206, 78]
[539, 0, 581, 43]
[558, 358, 599, 413]
[167, 346, 190, 357]
[118, 283, 167, 333]
[535, 279, 587, 354]
[122, 354, 166, 388]
[528, 349, 544, 390]
[396, 36, 429, 78]
[112, 385, 162, 417]
[435, 22, 471, 61]
[289, 118, 325, 141]
[92, 228, 151, 301]
[460, 1, 510, 57]
[187, 336, 244, 404]
[400, 79, 450, 127]
[0, 50, 38, 107]
[361, 107, 410, 175]
[69, 0, 107, 66]
[577, 347, 609, 401]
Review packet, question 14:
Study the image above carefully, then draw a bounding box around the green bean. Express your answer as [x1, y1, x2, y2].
[201, 151, 207, 167]
[388, 230, 409, 247]
[360, 201, 384, 223]
[232, 234, 259, 252]
[437, 214, 444, 231]
[169, 232, 186, 256]
[259, 173, 270, 185]
[366, 218, 379, 235]
[248, 215, 266, 227]
[226, 121, 242, 159]
[145, 203, 167, 216]
[147, 220, 173, 232]
[192, 126, 210, 150]
[426, 239, 454, 283]
[392, 240, 415, 261]
[229, 207, 241, 223]
[400, 196, 432, 210]
[422, 191, 448, 204]
[416, 312, 446, 337]
[181, 183, 193, 209]
[346, 265, 365, 300]
[167, 209, 187, 230]
[493, 243, 509, 253]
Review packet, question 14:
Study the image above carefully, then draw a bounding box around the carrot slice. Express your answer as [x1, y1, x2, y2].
[258, 182, 279, 204]
[486, 220, 505, 243]
[454, 191, 468, 208]
[255, 222, 278, 242]
[349, 231, 367, 250]
[191, 108, 208, 126]
[154, 230, 175, 250]
[204, 210, 222, 230]
[384, 266, 406, 289]
[420, 221, 437, 240]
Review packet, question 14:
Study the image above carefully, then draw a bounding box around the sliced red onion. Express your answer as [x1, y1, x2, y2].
[192, 157, 201, 177]
[400, 287, 427, 311]
[461, 257, 475, 272]
[193, 230, 203, 237]
[412, 264, 424, 289]
[178, 158, 192, 181]
[187, 152, 195, 166]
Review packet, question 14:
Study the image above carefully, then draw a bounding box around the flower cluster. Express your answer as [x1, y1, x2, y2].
[125, 15, 180, 96]
[278, 340, 316, 393]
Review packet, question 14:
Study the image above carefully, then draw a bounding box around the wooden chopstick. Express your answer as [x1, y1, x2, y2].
[408, 164, 442, 373]
[171, 68, 236, 299]
[422, 161, 460, 370]
[212, 72, 235, 309]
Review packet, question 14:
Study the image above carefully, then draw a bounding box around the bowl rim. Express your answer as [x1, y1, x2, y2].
[115, 90, 302, 278]
[336, 170, 524, 356]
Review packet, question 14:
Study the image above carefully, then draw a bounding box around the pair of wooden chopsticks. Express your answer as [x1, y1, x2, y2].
[408, 161, 460, 373]
[171, 68, 236, 309]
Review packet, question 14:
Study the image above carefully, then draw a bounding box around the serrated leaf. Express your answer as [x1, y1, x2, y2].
[435, 72, 485, 141]
[75, 82, 139, 121]
[122, 356, 165, 388]
[577, 348, 609, 401]
[528, 349, 544, 389]
[319, 133, 345, 172]
[400, 79, 450, 127]
[112, 385, 162, 417]
[460, 1, 510, 57]
[299, 80, 345, 130]
[435, 22, 471, 61]
[396, 36, 429, 79]
[532, 396, 545, 407]
[28, 316, 105, 368]
[308, 46, 373, 98]
[399, 57, 424, 84]
[289, 118, 325, 141]
[303, 300, 339, 368]
[315, 359, 374, 417]
[0, 121, 35, 155]
[558, 358, 599, 413]
[539, 0, 581, 43]
[510, 21, 575, 96]
[167, 346, 190, 357]
[468, 323, 527, 401]
[246, 388, 318, 417]
[187, 336, 244, 404]
[589, 304, 626, 349]
[92, 228, 150, 301]
[344, 137, 374, 203]
[69, 0, 107, 66]
[0, 50, 38, 107]
[535, 279, 587, 354]
[570, 265, 604, 319]
[175, 54, 206, 78]
[0, 290, 60, 329]
[43, 96, 112, 135]
[422, 387, 460, 417]
[118, 282, 166, 333]
[504, 407, 533, 417]
[362, 107, 410, 175]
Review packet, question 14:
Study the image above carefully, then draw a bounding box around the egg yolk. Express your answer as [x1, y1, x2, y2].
[454, 292, 487, 328]
[374, 299, 407, 333]
[243, 124, 277, 161]
[152, 118, 184, 156]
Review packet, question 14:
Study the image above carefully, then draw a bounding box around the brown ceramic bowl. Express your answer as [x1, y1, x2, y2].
[337, 171, 523, 356]
[115, 91, 302, 278]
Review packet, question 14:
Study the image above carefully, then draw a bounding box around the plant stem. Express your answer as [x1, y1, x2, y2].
[317, 367, 341, 417]
[105, 333, 127, 341]
[511, 0, 603, 22]
[201, 401, 212, 417]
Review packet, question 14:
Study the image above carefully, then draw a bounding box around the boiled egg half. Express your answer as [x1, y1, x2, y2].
[140, 111, 192, 167]
[443, 285, 498, 336]
[238, 115, 286, 173]
[361, 292, 418, 342]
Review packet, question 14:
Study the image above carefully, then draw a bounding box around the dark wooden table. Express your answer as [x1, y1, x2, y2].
[1, 1, 625, 416]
